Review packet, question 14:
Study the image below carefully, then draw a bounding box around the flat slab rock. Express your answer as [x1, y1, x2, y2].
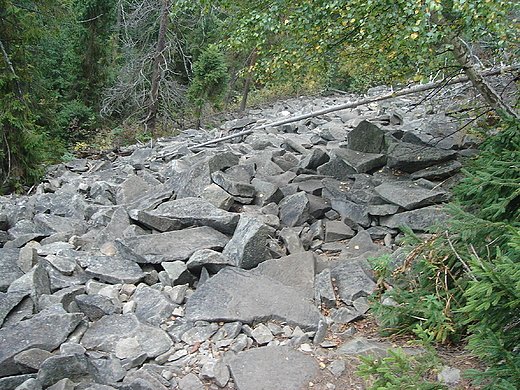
[114, 226, 230, 264]
[80, 313, 173, 358]
[0, 311, 83, 377]
[185, 267, 323, 331]
[225, 345, 318, 390]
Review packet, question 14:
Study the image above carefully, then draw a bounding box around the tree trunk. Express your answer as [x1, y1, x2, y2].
[146, 0, 169, 134]
[239, 47, 257, 112]
[451, 37, 519, 120]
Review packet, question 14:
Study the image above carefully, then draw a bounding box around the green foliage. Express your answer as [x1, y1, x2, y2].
[187, 46, 230, 117]
[371, 227, 468, 344]
[371, 118, 520, 388]
[356, 327, 448, 390]
[217, 0, 519, 91]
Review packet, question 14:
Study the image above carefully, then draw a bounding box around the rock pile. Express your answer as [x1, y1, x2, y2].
[0, 88, 473, 390]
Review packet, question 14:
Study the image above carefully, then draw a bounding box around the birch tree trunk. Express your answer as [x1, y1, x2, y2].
[450, 37, 519, 120]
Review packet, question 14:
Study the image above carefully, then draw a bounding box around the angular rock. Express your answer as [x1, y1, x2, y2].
[342, 229, 384, 258]
[251, 178, 284, 206]
[297, 148, 329, 170]
[279, 192, 310, 227]
[75, 255, 145, 285]
[316, 155, 356, 181]
[222, 215, 271, 269]
[37, 354, 91, 388]
[375, 181, 449, 210]
[334, 148, 387, 173]
[314, 269, 336, 309]
[161, 261, 195, 285]
[137, 197, 239, 235]
[201, 183, 234, 211]
[278, 227, 305, 254]
[410, 160, 463, 180]
[0, 292, 26, 326]
[178, 373, 204, 390]
[386, 142, 457, 172]
[325, 220, 355, 242]
[347, 120, 387, 153]
[185, 267, 323, 331]
[331, 259, 376, 304]
[13, 348, 53, 373]
[380, 205, 449, 231]
[186, 249, 233, 274]
[329, 199, 370, 228]
[251, 323, 274, 345]
[211, 171, 255, 199]
[80, 313, 172, 358]
[115, 226, 229, 264]
[131, 285, 176, 326]
[0, 248, 23, 292]
[181, 322, 218, 345]
[8, 263, 51, 310]
[252, 252, 316, 301]
[226, 346, 318, 390]
[33, 214, 87, 236]
[0, 311, 83, 377]
[75, 294, 121, 321]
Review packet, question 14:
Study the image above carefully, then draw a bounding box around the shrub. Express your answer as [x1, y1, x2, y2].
[370, 117, 520, 388]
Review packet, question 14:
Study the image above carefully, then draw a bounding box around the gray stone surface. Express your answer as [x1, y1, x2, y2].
[131, 285, 176, 326]
[0, 292, 26, 326]
[222, 215, 271, 269]
[375, 181, 449, 210]
[37, 354, 91, 388]
[139, 197, 239, 235]
[252, 252, 316, 300]
[387, 142, 457, 172]
[279, 192, 310, 227]
[185, 267, 323, 331]
[80, 313, 172, 358]
[331, 259, 376, 304]
[0, 248, 23, 292]
[226, 346, 318, 390]
[186, 249, 233, 274]
[75, 294, 121, 321]
[74, 255, 144, 285]
[115, 226, 229, 264]
[380, 205, 449, 231]
[347, 120, 387, 153]
[0, 311, 83, 377]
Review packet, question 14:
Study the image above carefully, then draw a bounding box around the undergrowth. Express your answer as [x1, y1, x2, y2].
[368, 117, 520, 389]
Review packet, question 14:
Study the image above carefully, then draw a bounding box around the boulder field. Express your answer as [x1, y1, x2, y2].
[0, 87, 473, 389]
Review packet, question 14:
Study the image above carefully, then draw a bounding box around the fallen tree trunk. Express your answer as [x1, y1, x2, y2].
[177, 64, 519, 153]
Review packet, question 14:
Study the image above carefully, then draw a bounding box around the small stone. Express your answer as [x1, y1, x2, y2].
[327, 359, 346, 377]
[437, 366, 461, 386]
[252, 323, 274, 345]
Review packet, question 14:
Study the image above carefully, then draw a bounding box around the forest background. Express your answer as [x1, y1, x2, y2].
[1, 1, 519, 389]
[0, 0, 517, 192]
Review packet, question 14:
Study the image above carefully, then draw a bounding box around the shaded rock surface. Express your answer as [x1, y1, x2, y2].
[0, 87, 471, 389]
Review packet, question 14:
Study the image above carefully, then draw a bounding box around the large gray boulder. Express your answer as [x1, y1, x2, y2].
[347, 120, 387, 153]
[279, 192, 310, 227]
[0, 248, 24, 292]
[74, 255, 145, 285]
[185, 267, 323, 331]
[134, 197, 239, 235]
[0, 311, 83, 377]
[225, 346, 318, 390]
[80, 313, 172, 358]
[222, 215, 271, 269]
[386, 142, 457, 172]
[252, 251, 316, 300]
[380, 205, 449, 231]
[375, 181, 450, 210]
[114, 226, 229, 264]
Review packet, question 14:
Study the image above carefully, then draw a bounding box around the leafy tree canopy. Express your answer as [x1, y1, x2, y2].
[215, 0, 519, 87]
